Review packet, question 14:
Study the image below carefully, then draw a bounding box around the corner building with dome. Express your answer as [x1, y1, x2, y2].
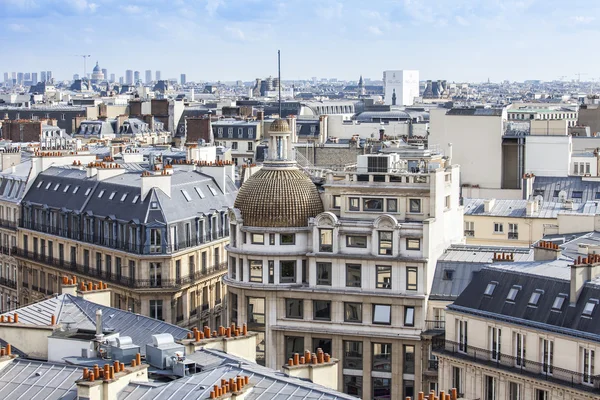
[226, 119, 464, 399]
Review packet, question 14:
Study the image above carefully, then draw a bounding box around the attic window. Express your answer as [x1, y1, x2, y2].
[533, 189, 544, 196]
[98, 190, 105, 198]
[484, 282, 497, 296]
[132, 195, 139, 203]
[207, 185, 217, 196]
[45, 182, 52, 190]
[181, 189, 192, 202]
[443, 269, 454, 280]
[120, 193, 128, 202]
[63, 184, 70, 192]
[583, 300, 598, 316]
[552, 295, 566, 311]
[528, 290, 544, 306]
[109, 192, 116, 200]
[36, 181, 43, 188]
[553, 190, 560, 197]
[506, 286, 521, 302]
[151, 201, 158, 209]
[74, 186, 80, 194]
[596, 192, 600, 200]
[53, 183, 60, 191]
[572, 191, 583, 199]
[194, 187, 205, 199]
[84, 188, 90, 195]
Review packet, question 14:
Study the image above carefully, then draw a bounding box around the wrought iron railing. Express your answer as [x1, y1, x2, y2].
[0, 277, 17, 289]
[424, 320, 446, 331]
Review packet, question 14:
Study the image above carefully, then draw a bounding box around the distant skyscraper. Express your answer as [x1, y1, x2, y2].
[102, 69, 108, 80]
[46, 71, 52, 81]
[3, 72, 8, 83]
[31, 72, 38, 84]
[17, 72, 23, 85]
[24, 73, 31, 82]
[145, 70, 152, 84]
[73, 74, 80, 80]
[119, 76, 124, 85]
[110, 73, 115, 83]
[383, 70, 419, 106]
[180, 74, 186, 85]
[155, 71, 161, 81]
[125, 70, 133, 85]
[134, 71, 140, 84]
[40, 71, 47, 82]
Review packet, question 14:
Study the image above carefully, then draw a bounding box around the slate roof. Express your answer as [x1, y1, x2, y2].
[531, 176, 600, 203]
[446, 108, 504, 116]
[463, 198, 598, 218]
[355, 111, 411, 122]
[450, 267, 600, 341]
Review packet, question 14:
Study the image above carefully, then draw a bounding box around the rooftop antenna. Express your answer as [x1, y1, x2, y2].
[278, 50, 282, 118]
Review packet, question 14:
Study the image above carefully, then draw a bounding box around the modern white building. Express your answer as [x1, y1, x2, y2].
[225, 117, 464, 399]
[383, 70, 420, 106]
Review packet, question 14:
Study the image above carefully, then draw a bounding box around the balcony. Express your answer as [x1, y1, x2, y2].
[424, 320, 446, 332]
[437, 340, 600, 394]
[0, 219, 17, 230]
[427, 360, 439, 370]
[15, 247, 227, 290]
[0, 277, 17, 289]
[464, 230, 475, 237]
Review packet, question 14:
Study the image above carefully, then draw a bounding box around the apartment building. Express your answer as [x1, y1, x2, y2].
[437, 242, 600, 400]
[15, 150, 236, 329]
[225, 118, 464, 399]
[212, 119, 262, 165]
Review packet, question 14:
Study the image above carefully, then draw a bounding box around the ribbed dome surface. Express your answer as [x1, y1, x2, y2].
[234, 167, 324, 227]
[269, 118, 291, 133]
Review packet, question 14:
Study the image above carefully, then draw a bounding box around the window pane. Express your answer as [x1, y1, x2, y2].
[247, 297, 265, 329]
[251, 233, 264, 244]
[319, 229, 333, 252]
[376, 266, 391, 289]
[317, 262, 332, 285]
[379, 232, 392, 255]
[372, 343, 392, 372]
[346, 235, 367, 248]
[407, 238, 420, 250]
[249, 260, 262, 282]
[280, 261, 296, 283]
[407, 267, 418, 291]
[285, 299, 303, 318]
[387, 199, 398, 212]
[343, 341, 363, 370]
[409, 199, 421, 213]
[404, 306, 415, 326]
[313, 300, 331, 320]
[313, 337, 332, 356]
[280, 234, 295, 245]
[363, 198, 383, 211]
[373, 304, 391, 324]
[344, 302, 362, 322]
[285, 336, 304, 361]
[344, 375, 363, 397]
[349, 198, 360, 211]
[346, 264, 361, 287]
[373, 377, 391, 400]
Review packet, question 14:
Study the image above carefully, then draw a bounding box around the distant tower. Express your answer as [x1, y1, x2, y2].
[392, 89, 397, 106]
[358, 75, 365, 96]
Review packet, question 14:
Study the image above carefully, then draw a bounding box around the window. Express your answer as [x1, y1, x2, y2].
[98, 190, 105, 198]
[316, 262, 332, 285]
[409, 199, 421, 213]
[247, 297, 265, 329]
[319, 229, 333, 252]
[247, 142, 253, 151]
[378, 231, 392, 255]
[251, 233, 264, 244]
[508, 223, 518, 240]
[346, 235, 367, 248]
[194, 187, 205, 198]
[349, 197, 360, 211]
[285, 336, 304, 362]
[373, 304, 391, 325]
[541, 339, 553, 374]
[373, 378, 391, 400]
[280, 233, 295, 245]
[445, 195, 451, 209]
[507, 286, 520, 302]
[280, 261, 296, 283]
[230, 257, 237, 280]
[363, 198, 383, 211]
[582, 348, 595, 384]
[494, 222, 504, 233]
[529, 290, 543, 306]
[343, 341, 363, 369]
[404, 306, 415, 326]
[149, 229, 162, 253]
[406, 267, 418, 291]
[231, 142, 238, 150]
[572, 191, 583, 199]
[285, 299, 303, 319]
[149, 300, 163, 320]
[484, 282, 497, 296]
[249, 260, 262, 283]
[149, 262, 162, 287]
[313, 300, 331, 320]
[346, 264, 361, 287]
[333, 195, 341, 209]
[515, 333, 526, 367]
[387, 198, 397, 212]
[583, 300, 597, 316]
[406, 238, 420, 250]
[552, 295, 566, 311]
[490, 327, 501, 361]
[509, 382, 522, 400]
[452, 366, 463, 395]
[464, 221, 475, 236]
[344, 302, 362, 322]
[269, 233, 275, 245]
[230, 292, 238, 323]
[404, 345, 415, 374]
[376, 265, 391, 289]
[457, 320, 468, 352]
[268, 260, 274, 283]
[181, 189, 192, 202]
[443, 269, 454, 280]
[312, 338, 332, 356]
[535, 389, 548, 400]
[485, 375, 496, 400]
[372, 343, 392, 372]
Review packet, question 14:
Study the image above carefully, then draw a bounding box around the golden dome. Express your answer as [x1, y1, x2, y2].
[234, 166, 324, 228]
[269, 118, 291, 133]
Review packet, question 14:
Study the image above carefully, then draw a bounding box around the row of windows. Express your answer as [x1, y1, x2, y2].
[318, 229, 421, 253]
[333, 196, 422, 214]
[229, 142, 253, 151]
[284, 299, 416, 326]
[215, 127, 255, 139]
[464, 221, 519, 239]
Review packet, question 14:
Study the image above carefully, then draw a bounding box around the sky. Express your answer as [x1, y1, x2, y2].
[1, 0, 599, 83]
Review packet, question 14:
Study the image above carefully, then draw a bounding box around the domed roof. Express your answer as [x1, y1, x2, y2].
[234, 167, 324, 228]
[269, 118, 290, 133]
[93, 62, 101, 72]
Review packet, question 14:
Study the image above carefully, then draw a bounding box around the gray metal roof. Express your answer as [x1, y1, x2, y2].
[0, 359, 81, 400]
[355, 111, 411, 122]
[463, 198, 598, 218]
[446, 108, 504, 116]
[532, 176, 600, 203]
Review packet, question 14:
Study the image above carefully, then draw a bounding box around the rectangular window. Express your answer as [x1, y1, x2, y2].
[302, 260, 308, 284]
[541, 339, 553, 375]
[230, 292, 238, 324]
[404, 306, 415, 326]
[515, 333, 526, 367]
[344, 302, 362, 322]
[508, 223, 518, 240]
[343, 375, 362, 396]
[268, 260, 274, 283]
[535, 389, 548, 400]
[494, 223, 504, 233]
[464, 221, 475, 236]
[485, 375, 496, 400]
[376, 265, 391, 289]
[387, 198, 398, 212]
[372, 343, 392, 372]
[313, 300, 331, 321]
[346, 235, 367, 248]
[313, 338, 332, 356]
[378, 231, 392, 255]
[509, 382, 522, 400]
[490, 327, 501, 361]
[247, 297, 265, 329]
[316, 262, 332, 285]
[406, 238, 421, 250]
[150, 229, 162, 253]
[343, 341, 363, 370]
[269, 233, 275, 245]
[230, 256, 237, 280]
[239, 258, 244, 281]
[582, 348, 595, 384]
[150, 262, 161, 287]
[409, 198, 421, 213]
[406, 267, 418, 291]
[285, 336, 304, 362]
[333, 195, 341, 209]
[249, 260, 262, 283]
[280, 234, 295, 245]
[458, 320, 468, 352]
[363, 198, 383, 211]
[285, 299, 303, 319]
[404, 345, 415, 374]
[373, 378, 391, 400]
[346, 264, 361, 287]
[149, 300, 163, 320]
[251, 233, 264, 244]
[319, 229, 333, 252]
[280, 260, 296, 283]
[349, 197, 360, 211]
[373, 304, 391, 325]
[453, 366, 463, 395]
[445, 195, 451, 209]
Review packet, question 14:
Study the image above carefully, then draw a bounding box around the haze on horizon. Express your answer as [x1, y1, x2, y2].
[1, 0, 599, 83]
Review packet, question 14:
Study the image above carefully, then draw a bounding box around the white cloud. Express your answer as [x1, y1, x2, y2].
[121, 5, 142, 14]
[225, 26, 246, 41]
[571, 16, 595, 24]
[367, 26, 383, 35]
[317, 2, 343, 20]
[455, 15, 469, 26]
[206, 0, 224, 16]
[8, 23, 30, 32]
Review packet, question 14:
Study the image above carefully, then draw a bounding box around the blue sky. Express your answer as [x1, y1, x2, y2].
[1, 0, 599, 83]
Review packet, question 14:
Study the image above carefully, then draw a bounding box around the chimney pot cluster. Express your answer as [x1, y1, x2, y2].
[537, 240, 559, 250]
[0, 343, 12, 357]
[522, 173, 535, 178]
[0, 314, 18, 324]
[492, 252, 514, 262]
[34, 150, 79, 157]
[87, 161, 120, 169]
[78, 281, 108, 292]
[209, 375, 250, 398]
[62, 275, 77, 285]
[287, 348, 331, 367]
[408, 388, 459, 400]
[191, 323, 248, 342]
[575, 253, 600, 266]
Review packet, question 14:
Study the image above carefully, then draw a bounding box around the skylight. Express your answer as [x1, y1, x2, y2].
[583, 301, 597, 316]
[194, 187, 205, 199]
[484, 282, 497, 296]
[84, 188, 90, 195]
[63, 185, 70, 193]
[53, 183, 60, 191]
[120, 193, 128, 202]
[98, 190, 105, 198]
[443, 269, 454, 280]
[528, 291, 542, 306]
[45, 182, 52, 190]
[181, 189, 192, 202]
[73, 186, 80, 194]
[507, 286, 520, 302]
[109, 192, 116, 200]
[207, 185, 217, 196]
[132, 195, 139, 203]
[36, 181, 43, 188]
[552, 296, 565, 311]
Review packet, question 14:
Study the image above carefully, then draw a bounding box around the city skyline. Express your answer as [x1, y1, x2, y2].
[1, 0, 600, 83]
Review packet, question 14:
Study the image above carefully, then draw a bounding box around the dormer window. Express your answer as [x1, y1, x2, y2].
[484, 282, 497, 296]
[443, 269, 454, 280]
[507, 285, 521, 302]
[528, 290, 544, 306]
[583, 300, 598, 317]
[552, 295, 566, 311]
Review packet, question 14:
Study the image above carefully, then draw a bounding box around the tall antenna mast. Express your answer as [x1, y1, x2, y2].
[278, 50, 282, 117]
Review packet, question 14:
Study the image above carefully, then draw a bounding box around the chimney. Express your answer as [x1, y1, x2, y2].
[61, 275, 78, 296]
[526, 200, 538, 217]
[570, 254, 600, 305]
[78, 280, 111, 307]
[533, 240, 561, 261]
[522, 173, 535, 200]
[282, 348, 339, 390]
[95, 310, 103, 341]
[483, 199, 495, 213]
[140, 170, 172, 199]
[179, 324, 257, 363]
[76, 356, 149, 400]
